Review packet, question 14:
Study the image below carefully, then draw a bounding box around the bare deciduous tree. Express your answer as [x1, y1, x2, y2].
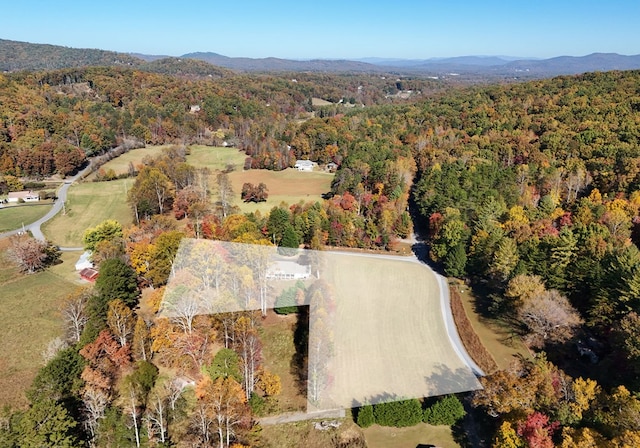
[8, 235, 48, 274]
[41, 337, 68, 363]
[518, 289, 582, 348]
[60, 288, 90, 343]
[106, 299, 135, 347]
[82, 385, 109, 443]
[168, 294, 201, 334]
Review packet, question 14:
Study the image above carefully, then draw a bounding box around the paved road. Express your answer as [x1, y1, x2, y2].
[0, 162, 93, 244]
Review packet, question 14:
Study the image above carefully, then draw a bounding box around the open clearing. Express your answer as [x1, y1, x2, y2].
[0, 203, 53, 233]
[454, 283, 530, 370]
[85, 145, 168, 179]
[163, 241, 481, 413]
[363, 422, 459, 448]
[185, 144, 333, 213]
[0, 241, 80, 408]
[228, 168, 333, 214]
[317, 252, 481, 410]
[185, 145, 247, 171]
[260, 312, 308, 414]
[42, 179, 132, 246]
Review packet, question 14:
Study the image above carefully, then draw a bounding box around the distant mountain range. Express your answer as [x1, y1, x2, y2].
[2, 38, 640, 80]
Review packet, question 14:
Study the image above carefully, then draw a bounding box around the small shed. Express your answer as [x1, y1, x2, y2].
[79, 268, 99, 282]
[326, 162, 338, 172]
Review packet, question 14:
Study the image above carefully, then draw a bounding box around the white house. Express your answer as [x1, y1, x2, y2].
[294, 160, 317, 172]
[7, 191, 40, 203]
[266, 260, 311, 280]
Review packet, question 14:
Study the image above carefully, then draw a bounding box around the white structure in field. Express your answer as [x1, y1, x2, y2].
[7, 191, 40, 203]
[266, 260, 311, 280]
[75, 251, 94, 271]
[294, 160, 317, 172]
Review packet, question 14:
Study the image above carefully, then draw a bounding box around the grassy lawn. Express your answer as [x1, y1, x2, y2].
[259, 312, 307, 414]
[0, 240, 81, 408]
[454, 283, 531, 370]
[0, 203, 53, 232]
[186, 145, 247, 171]
[42, 179, 132, 246]
[363, 422, 460, 448]
[258, 419, 365, 448]
[85, 145, 168, 180]
[228, 168, 333, 214]
[186, 145, 334, 213]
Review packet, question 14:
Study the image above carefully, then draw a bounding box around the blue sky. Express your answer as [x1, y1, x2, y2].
[3, 1, 639, 59]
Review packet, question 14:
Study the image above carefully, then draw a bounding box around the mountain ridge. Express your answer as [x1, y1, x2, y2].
[3, 38, 640, 79]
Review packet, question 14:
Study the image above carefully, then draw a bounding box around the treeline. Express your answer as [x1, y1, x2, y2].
[0, 215, 284, 446]
[408, 70, 640, 445]
[0, 66, 440, 179]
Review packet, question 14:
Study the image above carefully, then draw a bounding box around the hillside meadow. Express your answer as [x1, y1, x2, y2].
[42, 145, 333, 246]
[0, 203, 52, 233]
[0, 241, 83, 407]
[42, 179, 132, 246]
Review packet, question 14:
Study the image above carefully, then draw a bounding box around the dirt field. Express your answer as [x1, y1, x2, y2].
[313, 252, 481, 411]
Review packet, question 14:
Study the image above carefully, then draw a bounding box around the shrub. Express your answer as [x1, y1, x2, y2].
[248, 392, 265, 416]
[356, 404, 374, 428]
[423, 394, 466, 426]
[373, 399, 422, 427]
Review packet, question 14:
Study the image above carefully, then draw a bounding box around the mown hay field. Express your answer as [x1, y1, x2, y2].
[315, 251, 481, 411]
[0, 204, 52, 233]
[227, 168, 333, 214]
[85, 145, 168, 179]
[0, 241, 81, 407]
[42, 179, 132, 246]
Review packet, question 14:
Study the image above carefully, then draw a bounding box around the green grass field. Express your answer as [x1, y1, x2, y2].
[0, 203, 53, 232]
[85, 145, 168, 180]
[259, 313, 307, 414]
[0, 242, 81, 408]
[228, 168, 333, 214]
[186, 145, 247, 171]
[42, 179, 133, 246]
[363, 422, 459, 448]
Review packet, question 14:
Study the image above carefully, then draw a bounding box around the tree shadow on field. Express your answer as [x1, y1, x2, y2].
[423, 363, 482, 397]
[424, 364, 486, 448]
[290, 305, 309, 397]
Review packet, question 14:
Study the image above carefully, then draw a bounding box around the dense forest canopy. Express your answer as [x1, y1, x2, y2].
[4, 62, 640, 446]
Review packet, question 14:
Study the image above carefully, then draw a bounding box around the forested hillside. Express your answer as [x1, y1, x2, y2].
[4, 64, 640, 446]
[0, 39, 143, 71]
